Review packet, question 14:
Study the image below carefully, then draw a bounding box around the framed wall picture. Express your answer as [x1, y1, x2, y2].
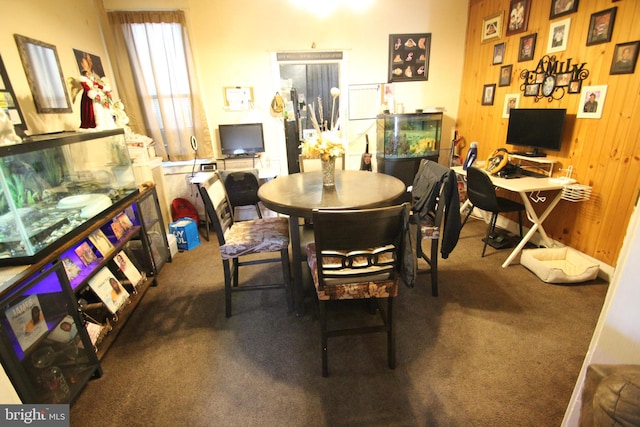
[499, 65, 513, 86]
[547, 18, 571, 53]
[502, 93, 520, 118]
[518, 33, 537, 62]
[568, 80, 582, 94]
[73, 49, 106, 79]
[586, 7, 617, 46]
[493, 42, 506, 65]
[0, 55, 27, 137]
[482, 12, 503, 44]
[550, 0, 579, 19]
[388, 33, 431, 82]
[482, 84, 496, 105]
[506, 0, 531, 36]
[577, 85, 607, 119]
[610, 41, 640, 75]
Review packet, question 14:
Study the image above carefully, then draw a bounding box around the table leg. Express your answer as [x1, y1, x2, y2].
[502, 191, 563, 268]
[288, 215, 304, 316]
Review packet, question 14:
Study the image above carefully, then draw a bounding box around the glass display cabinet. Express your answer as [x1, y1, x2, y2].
[0, 129, 138, 266]
[376, 112, 443, 200]
[0, 262, 101, 404]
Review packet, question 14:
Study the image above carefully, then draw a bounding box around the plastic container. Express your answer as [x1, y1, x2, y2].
[463, 142, 478, 170]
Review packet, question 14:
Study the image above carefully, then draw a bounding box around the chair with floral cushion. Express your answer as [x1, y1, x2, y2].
[305, 203, 410, 377]
[199, 171, 292, 317]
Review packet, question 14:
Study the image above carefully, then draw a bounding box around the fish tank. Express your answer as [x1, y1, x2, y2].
[0, 129, 138, 266]
[376, 112, 443, 202]
[376, 112, 442, 158]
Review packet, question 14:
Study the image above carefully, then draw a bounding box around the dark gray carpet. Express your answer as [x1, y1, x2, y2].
[70, 218, 608, 426]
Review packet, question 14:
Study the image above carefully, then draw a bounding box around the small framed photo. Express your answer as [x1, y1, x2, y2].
[610, 41, 640, 75]
[502, 93, 520, 118]
[518, 33, 537, 62]
[577, 85, 607, 119]
[493, 42, 506, 65]
[535, 73, 545, 83]
[556, 72, 571, 87]
[547, 18, 571, 53]
[586, 7, 617, 46]
[550, 0, 579, 19]
[568, 80, 582, 94]
[524, 83, 539, 97]
[499, 65, 513, 86]
[482, 84, 496, 105]
[482, 12, 504, 43]
[506, 0, 531, 36]
[541, 75, 556, 97]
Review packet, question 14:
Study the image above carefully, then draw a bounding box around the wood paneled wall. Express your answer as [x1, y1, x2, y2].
[458, 0, 640, 267]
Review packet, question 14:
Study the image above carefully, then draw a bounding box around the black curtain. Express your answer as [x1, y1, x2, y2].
[305, 64, 339, 131]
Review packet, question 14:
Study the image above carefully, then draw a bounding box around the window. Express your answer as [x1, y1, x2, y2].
[108, 11, 212, 161]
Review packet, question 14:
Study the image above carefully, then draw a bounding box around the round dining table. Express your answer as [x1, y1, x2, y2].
[258, 170, 406, 316]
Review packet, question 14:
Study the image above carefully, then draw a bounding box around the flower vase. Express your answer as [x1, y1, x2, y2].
[321, 157, 336, 186]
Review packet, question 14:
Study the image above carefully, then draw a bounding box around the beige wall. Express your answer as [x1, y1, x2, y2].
[105, 0, 469, 170]
[0, 0, 111, 134]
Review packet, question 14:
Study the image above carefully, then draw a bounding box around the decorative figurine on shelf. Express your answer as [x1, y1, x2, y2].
[0, 109, 22, 146]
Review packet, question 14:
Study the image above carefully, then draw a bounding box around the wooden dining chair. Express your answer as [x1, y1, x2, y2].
[305, 203, 410, 377]
[410, 159, 461, 296]
[298, 153, 346, 172]
[199, 171, 292, 317]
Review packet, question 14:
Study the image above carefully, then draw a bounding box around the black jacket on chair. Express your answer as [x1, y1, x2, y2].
[411, 160, 461, 259]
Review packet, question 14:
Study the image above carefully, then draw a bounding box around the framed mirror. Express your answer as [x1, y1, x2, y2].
[14, 34, 72, 113]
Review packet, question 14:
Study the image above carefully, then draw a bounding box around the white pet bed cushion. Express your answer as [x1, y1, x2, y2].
[521, 247, 599, 284]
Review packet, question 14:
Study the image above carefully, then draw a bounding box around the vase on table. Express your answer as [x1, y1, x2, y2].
[321, 156, 336, 186]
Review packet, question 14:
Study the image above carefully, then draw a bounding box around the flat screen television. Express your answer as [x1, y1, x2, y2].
[506, 108, 567, 157]
[219, 123, 265, 156]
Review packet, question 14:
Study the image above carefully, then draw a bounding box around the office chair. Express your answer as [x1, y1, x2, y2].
[461, 166, 525, 257]
[305, 203, 410, 377]
[410, 159, 461, 296]
[298, 153, 346, 172]
[199, 171, 292, 317]
[221, 170, 262, 220]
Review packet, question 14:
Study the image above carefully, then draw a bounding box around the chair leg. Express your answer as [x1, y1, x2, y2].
[281, 248, 293, 312]
[255, 203, 263, 219]
[430, 239, 438, 297]
[482, 213, 498, 257]
[232, 258, 239, 287]
[461, 204, 475, 228]
[319, 300, 329, 377]
[387, 297, 396, 370]
[223, 259, 233, 318]
[517, 210, 523, 238]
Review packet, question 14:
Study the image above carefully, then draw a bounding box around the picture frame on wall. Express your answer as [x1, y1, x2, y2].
[568, 80, 582, 94]
[506, 0, 531, 36]
[499, 65, 512, 86]
[502, 93, 520, 118]
[550, 0, 579, 19]
[482, 12, 503, 44]
[610, 41, 640, 75]
[518, 33, 537, 62]
[388, 33, 431, 83]
[0, 55, 27, 138]
[577, 85, 607, 119]
[547, 18, 571, 53]
[586, 7, 617, 46]
[493, 42, 506, 65]
[482, 84, 496, 105]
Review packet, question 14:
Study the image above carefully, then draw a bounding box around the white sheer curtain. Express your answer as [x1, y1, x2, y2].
[108, 11, 212, 161]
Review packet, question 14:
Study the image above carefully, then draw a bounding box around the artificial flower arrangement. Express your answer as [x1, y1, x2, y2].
[298, 87, 345, 161]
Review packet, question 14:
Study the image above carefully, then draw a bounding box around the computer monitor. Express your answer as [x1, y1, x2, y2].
[219, 123, 265, 157]
[506, 108, 566, 157]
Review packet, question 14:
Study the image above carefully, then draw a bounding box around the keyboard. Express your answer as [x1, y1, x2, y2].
[519, 169, 548, 178]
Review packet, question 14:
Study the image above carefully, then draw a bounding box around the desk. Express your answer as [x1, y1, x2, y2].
[453, 166, 565, 268]
[258, 170, 406, 316]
